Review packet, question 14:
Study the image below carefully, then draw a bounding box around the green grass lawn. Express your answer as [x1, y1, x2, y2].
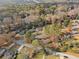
[16, 54, 25, 59]
[34, 55, 59, 59]
[46, 55, 59, 59]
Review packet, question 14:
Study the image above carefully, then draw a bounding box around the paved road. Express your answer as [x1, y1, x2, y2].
[56, 52, 79, 59]
[17, 44, 34, 52]
[18, 44, 79, 59]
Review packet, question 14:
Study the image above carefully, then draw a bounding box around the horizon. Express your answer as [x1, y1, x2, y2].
[0, 0, 79, 5]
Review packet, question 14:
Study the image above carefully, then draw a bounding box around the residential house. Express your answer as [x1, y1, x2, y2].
[0, 48, 6, 57]
[2, 49, 17, 59]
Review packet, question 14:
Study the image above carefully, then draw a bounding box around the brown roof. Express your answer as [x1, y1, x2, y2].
[27, 15, 39, 22]
[15, 34, 21, 40]
[49, 34, 58, 42]
[0, 35, 8, 46]
[0, 32, 16, 47]
[67, 8, 79, 16]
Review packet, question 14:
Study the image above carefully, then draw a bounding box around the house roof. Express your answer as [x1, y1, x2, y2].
[35, 34, 49, 39]
[73, 34, 79, 39]
[0, 35, 8, 46]
[0, 48, 6, 57]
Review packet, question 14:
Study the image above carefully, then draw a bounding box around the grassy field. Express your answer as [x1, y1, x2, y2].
[34, 55, 59, 59]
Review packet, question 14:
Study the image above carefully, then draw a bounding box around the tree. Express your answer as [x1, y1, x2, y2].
[43, 24, 62, 36]
[63, 18, 70, 27]
[48, 6, 57, 14]
[35, 5, 45, 15]
[25, 31, 33, 43]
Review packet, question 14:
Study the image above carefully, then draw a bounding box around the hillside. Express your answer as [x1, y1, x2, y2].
[0, 0, 77, 5]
